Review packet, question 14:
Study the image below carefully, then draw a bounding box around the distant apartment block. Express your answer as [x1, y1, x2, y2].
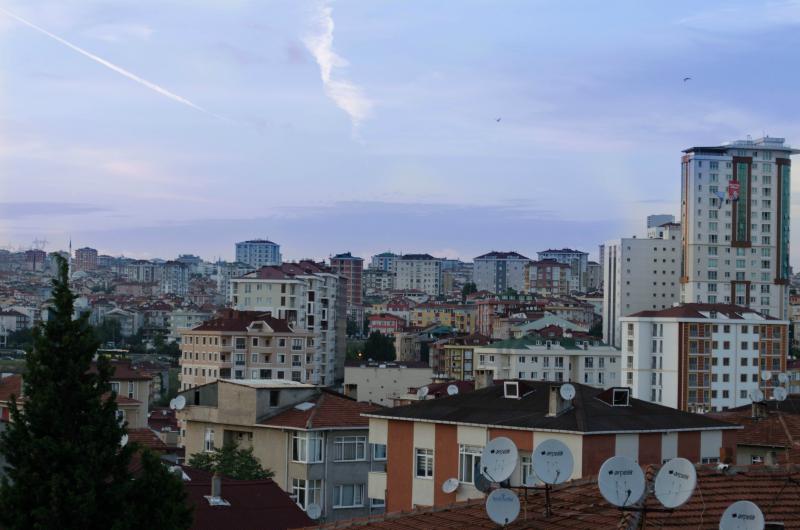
[647, 214, 675, 228]
[473, 251, 529, 294]
[235, 239, 282, 268]
[161, 261, 189, 296]
[74, 247, 98, 271]
[363, 268, 395, 295]
[369, 252, 398, 272]
[394, 254, 443, 296]
[525, 259, 572, 296]
[330, 252, 364, 324]
[620, 304, 788, 413]
[215, 261, 256, 301]
[603, 223, 681, 348]
[536, 248, 589, 292]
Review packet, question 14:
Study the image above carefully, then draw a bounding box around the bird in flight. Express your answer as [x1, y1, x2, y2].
[496, 117, 502, 122]
[683, 77, 692, 82]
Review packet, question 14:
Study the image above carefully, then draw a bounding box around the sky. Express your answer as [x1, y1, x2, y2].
[2, 0, 800, 264]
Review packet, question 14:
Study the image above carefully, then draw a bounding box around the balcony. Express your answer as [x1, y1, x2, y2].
[368, 471, 387, 500]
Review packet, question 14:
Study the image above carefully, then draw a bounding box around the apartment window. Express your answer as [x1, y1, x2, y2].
[252, 337, 259, 347]
[415, 448, 434, 478]
[278, 338, 287, 348]
[251, 353, 259, 363]
[292, 478, 321, 510]
[110, 382, 120, 395]
[459, 445, 482, 484]
[204, 428, 215, 452]
[292, 339, 304, 351]
[334, 436, 367, 461]
[333, 484, 364, 508]
[292, 432, 324, 463]
[235, 337, 246, 349]
[372, 444, 387, 461]
[127, 382, 135, 399]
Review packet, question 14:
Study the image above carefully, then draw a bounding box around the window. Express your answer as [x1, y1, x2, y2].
[292, 432, 324, 463]
[235, 337, 246, 349]
[372, 444, 387, 461]
[292, 478, 321, 510]
[127, 382, 135, 399]
[110, 382, 120, 395]
[334, 436, 367, 461]
[252, 337, 259, 347]
[333, 484, 364, 508]
[415, 448, 434, 478]
[292, 339, 304, 351]
[458, 445, 482, 484]
[204, 428, 215, 452]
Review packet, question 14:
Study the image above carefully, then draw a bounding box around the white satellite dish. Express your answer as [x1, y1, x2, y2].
[598, 456, 645, 507]
[559, 383, 576, 401]
[752, 389, 764, 403]
[719, 500, 764, 530]
[416, 386, 429, 399]
[473, 461, 491, 492]
[306, 503, 322, 520]
[169, 398, 176, 410]
[653, 458, 697, 508]
[442, 477, 459, 494]
[447, 384, 459, 396]
[120, 434, 129, 447]
[761, 370, 772, 382]
[778, 373, 789, 385]
[532, 439, 574, 485]
[480, 437, 519, 483]
[485, 488, 520, 526]
[773, 387, 788, 402]
[173, 395, 186, 410]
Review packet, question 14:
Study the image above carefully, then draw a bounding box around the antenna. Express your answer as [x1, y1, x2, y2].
[306, 503, 322, 520]
[485, 488, 520, 526]
[480, 437, 519, 483]
[442, 477, 459, 494]
[416, 386, 429, 399]
[598, 456, 646, 507]
[447, 384, 459, 396]
[532, 439, 574, 485]
[559, 383, 576, 401]
[653, 458, 697, 508]
[719, 500, 764, 530]
[173, 395, 186, 410]
[773, 387, 787, 402]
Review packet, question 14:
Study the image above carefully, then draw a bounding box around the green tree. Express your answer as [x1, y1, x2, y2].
[346, 319, 359, 338]
[363, 331, 395, 361]
[93, 319, 121, 347]
[188, 444, 274, 480]
[4, 328, 33, 353]
[123, 449, 193, 529]
[589, 320, 603, 338]
[0, 256, 191, 530]
[461, 282, 478, 301]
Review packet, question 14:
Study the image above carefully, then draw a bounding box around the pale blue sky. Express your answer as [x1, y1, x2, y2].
[1, 1, 800, 264]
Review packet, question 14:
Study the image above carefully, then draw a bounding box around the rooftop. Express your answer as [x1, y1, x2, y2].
[259, 389, 382, 430]
[626, 303, 783, 321]
[191, 310, 294, 333]
[684, 136, 800, 155]
[474, 251, 530, 260]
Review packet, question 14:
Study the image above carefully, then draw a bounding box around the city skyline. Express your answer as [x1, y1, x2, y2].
[3, 1, 800, 264]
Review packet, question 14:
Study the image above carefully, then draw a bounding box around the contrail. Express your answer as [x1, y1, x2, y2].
[0, 7, 227, 121]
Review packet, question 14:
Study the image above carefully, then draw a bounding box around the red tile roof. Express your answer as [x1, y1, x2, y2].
[628, 303, 782, 320]
[0, 374, 22, 403]
[127, 428, 168, 451]
[259, 390, 382, 430]
[192, 310, 293, 333]
[710, 400, 800, 464]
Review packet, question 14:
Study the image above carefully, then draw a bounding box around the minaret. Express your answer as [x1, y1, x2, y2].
[68, 237, 73, 279]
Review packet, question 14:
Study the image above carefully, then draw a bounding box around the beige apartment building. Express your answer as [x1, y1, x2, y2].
[179, 310, 316, 390]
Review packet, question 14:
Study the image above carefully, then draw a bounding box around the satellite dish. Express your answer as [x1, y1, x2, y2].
[773, 387, 788, 402]
[778, 373, 788, 385]
[719, 500, 764, 530]
[559, 383, 576, 401]
[752, 389, 764, 403]
[120, 434, 129, 447]
[474, 461, 491, 492]
[306, 503, 322, 520]
[442, 477, 459, 494]
[761, 370, 772, 382]
[174, 395, 186, 410]
[447, 384, 459, 396]
[169, 398, 176, 410]
[653, 458, 697, 508]
[532, 439, 574, 485]
[480, 437, 519, 483]
[416, 386, 429, 399]
[598, 456, 645, 507]
[485, 488, 520, 526]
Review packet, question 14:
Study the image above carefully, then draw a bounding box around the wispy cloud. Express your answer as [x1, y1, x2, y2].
[0, 7, 227, 121]
[83, 23, 153, 43]
[304, 1, 373, 127]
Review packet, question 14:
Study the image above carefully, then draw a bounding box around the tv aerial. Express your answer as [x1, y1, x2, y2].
[653, 458, 697, 508]
[447, 384, 459, 396]
[480, 437, 519, 483]
[532, 438, 574, 516]
[559, 383, 576, 401]
[442, 477, 459, 494]
[598, 456, 645, 508]
[416, 386, 429, 399]
[719, 500, 764, 530]
[485, 488, 520, 526]
[306, 503, 322, 520]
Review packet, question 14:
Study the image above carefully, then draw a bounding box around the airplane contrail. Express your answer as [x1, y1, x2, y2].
[0, 7, 227, 122]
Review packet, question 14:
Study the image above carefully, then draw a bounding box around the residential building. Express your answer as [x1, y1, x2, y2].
[408, 304, 476, 334]
[620, 304, 788, 413]
[647, 213, 675, 228]
[122, 259, 163, 284]
[179, 309, 315, 389]
[525, 259, 572, 296]
[103, 308, 142, 337]
[161, 261, 189, 296]
[235, 239, 282, 268]
[330, 252, 364, 326]
[473, 335, 620, 388]
[395, 255, 443, 297]
[602, 223, 682, 348]
[74, 247, 98, 271]
[0, 309, 30, 347]
[473, 251, 530, 294]
[680, 136, 798, 319]
[536, 248, 589, 292]
[103, 360, 152, 429]
[24, 249, 46, 272]
[170, 306, 214, 343]
[363, 268, 395, 296]
[215, 261, 256, 302]
[364, 380, 737, 512]
[436, 334, 492, 380]
[369, 252, 398, 273]
[230, 261, 346, 385]
[391, 380, 474, 407]
[366, 313, 406, 337]
[343, 361, 433, 406]
[178, 380, 384, 522]
[586, 261, 601, 291]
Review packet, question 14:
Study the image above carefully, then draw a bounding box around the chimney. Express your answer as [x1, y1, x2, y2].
[547, 385, 569, 417]
[751, 401, 768, 420]
[212, 472, 222, 498]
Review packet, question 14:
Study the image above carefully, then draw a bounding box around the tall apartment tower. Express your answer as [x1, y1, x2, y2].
[681, 137, 797, 319]
[330, 252, 364, 329]
[235, 239, 282, 268]
[473, 251, 530, 294]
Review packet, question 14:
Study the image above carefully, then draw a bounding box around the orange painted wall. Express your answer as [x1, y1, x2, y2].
[386, 420, 414, 513]
[433, 424, 458, 505]
[582, 434, 615, 476]
[488, 428, 533, 452]
[677, 431, 701, 463]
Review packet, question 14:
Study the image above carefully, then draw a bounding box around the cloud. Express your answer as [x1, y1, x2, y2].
[83, 23, 153, 43]
[0, 202, 111, 219]
[303, 1, 373, 127]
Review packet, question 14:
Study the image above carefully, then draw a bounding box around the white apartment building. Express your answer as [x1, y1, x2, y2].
[369, 252, 398, 273]
[394, 254, 443, 296]
[536, 248, 589, 292]
[229, 261, 346, 385]
[603, 223, 681, 348]
[681, 136, 797, 319]
[473, 336, 620, 389]
[473, 251, 530, 294]
[215, 261, 256, 301]
[620, 304, 788, 413]
[235, 239, 282, 268]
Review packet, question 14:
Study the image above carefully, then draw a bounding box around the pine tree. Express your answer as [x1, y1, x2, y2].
[0, 256, 192, 530]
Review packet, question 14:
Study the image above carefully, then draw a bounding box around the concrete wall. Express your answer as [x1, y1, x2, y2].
[344, 366, 433, 407]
